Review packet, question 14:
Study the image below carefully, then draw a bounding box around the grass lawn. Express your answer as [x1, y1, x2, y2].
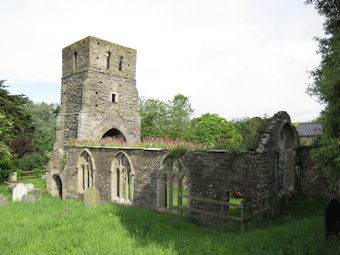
[0, 179, 339, 255]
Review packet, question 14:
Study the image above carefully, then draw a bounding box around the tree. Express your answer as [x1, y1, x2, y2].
[25, 100, 58, 158]
[0, 142, 16, 182]
[166, 94, 194, 139]
[305, 0, 340, 190]
[0, 80, 34, 143]
[139, 94, 193, 139]
[187, 113, 242, 145]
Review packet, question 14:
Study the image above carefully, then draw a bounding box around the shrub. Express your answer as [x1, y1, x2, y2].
[234, 117, 270, 150]
[17, 152, 46, 171]
[10, 136, 34, 158]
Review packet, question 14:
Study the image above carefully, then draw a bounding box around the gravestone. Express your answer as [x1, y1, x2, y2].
[33, 188, 42, 200]
[8, 172, 17, 182]
[325, 198, 340, 239]
[0, 194, 8, 207]
[13, 183, 28, 202]
[84, 187, 100, 208]
[22, 194, 36, 203]
[25, 183, 35, 192]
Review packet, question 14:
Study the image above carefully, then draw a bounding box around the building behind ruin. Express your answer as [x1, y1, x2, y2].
[47, 36, 299, 226]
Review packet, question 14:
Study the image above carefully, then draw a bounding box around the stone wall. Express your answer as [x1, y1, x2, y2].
[47, 111, 299, 227]
[297, 146, 331, 199]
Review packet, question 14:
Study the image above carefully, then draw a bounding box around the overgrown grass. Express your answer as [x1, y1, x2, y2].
[0, 179, 339, 254]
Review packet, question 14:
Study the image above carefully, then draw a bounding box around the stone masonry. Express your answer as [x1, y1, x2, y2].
[56, 36, 140, 148]
[47, 37, 299, 227]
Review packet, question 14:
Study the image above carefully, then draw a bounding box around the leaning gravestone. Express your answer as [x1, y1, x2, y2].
[33, 188, 42, 200]
[84, 187, 100, 208]
[324, 198, 340, 239]
[13, 183, 28, 202]
[0, 194, 8, 207]
[22, 194, 36, 203]
[8, 172, 17, 182]
[25, 183, 35, 192]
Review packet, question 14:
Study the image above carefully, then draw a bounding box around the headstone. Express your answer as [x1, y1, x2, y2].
[8, 172, 17, 182]
[12, 183, 28, 202]
[25, 183, 35, 192]
[325, 198, 340, 239]
[22, 194, 36, 203]
[33, 188, 42, 200]
[0, 194, 8, 207]
[84, 187, 100, 208]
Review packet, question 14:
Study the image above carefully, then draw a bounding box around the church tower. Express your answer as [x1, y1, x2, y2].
[55, 36, 140, 147]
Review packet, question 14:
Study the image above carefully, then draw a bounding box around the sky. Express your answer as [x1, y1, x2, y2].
[0, 0, 326, 122]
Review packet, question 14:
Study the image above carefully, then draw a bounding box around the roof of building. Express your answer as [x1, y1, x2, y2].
[296, 123, 323, 136]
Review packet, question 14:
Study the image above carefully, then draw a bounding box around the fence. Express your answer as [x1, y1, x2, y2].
[19, 170, 47, 179]
[178, 193, 270, 230]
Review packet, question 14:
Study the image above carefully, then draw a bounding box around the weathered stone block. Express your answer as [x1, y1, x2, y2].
[8, 172, 17, 182]
[25, 183, 35, 192]
[13, 183, 28, 202]
[33, 188, 42, 200]
[22, 194, 36, 203]
[0, 194, 8, 207]
[84, 187, 100, 208]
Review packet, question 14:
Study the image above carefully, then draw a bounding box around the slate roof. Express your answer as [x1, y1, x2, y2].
[296, 123, 323, 136]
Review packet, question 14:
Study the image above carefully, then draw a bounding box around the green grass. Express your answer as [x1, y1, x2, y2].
[0, 179, 339, 254]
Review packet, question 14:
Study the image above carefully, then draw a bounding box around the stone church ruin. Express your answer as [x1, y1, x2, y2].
[47, 36, 299, 227]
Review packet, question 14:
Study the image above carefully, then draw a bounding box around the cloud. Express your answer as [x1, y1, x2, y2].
[0, 0, 325, 122]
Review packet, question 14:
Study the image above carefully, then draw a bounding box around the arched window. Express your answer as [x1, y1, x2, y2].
[78, 151, 95, 193]
[157, 156, 188, 212]
[111, 152, 133, 202]
[277, 123, 296, 193]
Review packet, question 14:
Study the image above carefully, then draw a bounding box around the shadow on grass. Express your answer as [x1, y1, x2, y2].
[112, 195, 339, 255]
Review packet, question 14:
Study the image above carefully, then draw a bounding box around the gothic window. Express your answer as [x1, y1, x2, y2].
[157, 156, 188, 211]
[78, 151, 94, 192]
[111, 152, 133, 202]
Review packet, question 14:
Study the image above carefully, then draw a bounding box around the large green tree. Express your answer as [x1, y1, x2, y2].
[139, 94, 193, 139]
[25, 100, 58, 158]
[0, 80, 34, 143]
[305, 0, 340, 190]
[187, 113, 242, 145]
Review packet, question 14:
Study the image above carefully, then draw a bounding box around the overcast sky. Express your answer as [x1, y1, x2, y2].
[0, 0, 325, 122]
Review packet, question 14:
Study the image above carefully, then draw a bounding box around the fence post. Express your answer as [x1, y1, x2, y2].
[241, 200, 245, 231]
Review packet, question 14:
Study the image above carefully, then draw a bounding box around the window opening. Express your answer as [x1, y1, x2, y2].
[106, 52, 111, 69]
[73, 52, 78, 69]
[158, 157, 187, 211]
[119, 56, 123, 71]
[78, 151, 94, 193]
[112, 94, 116, 102]
[112, 153, 133, 202]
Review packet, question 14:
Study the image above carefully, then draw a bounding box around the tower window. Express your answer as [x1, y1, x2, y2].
[106, 52, 111, 69]
[112, 94, 117, 103]
[119, 56, 123, 71]
[73, 52, 78, 69]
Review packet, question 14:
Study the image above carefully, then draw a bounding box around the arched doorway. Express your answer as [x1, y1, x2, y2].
[53, 174, 62, 198]
[102, 128, 126, 142]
